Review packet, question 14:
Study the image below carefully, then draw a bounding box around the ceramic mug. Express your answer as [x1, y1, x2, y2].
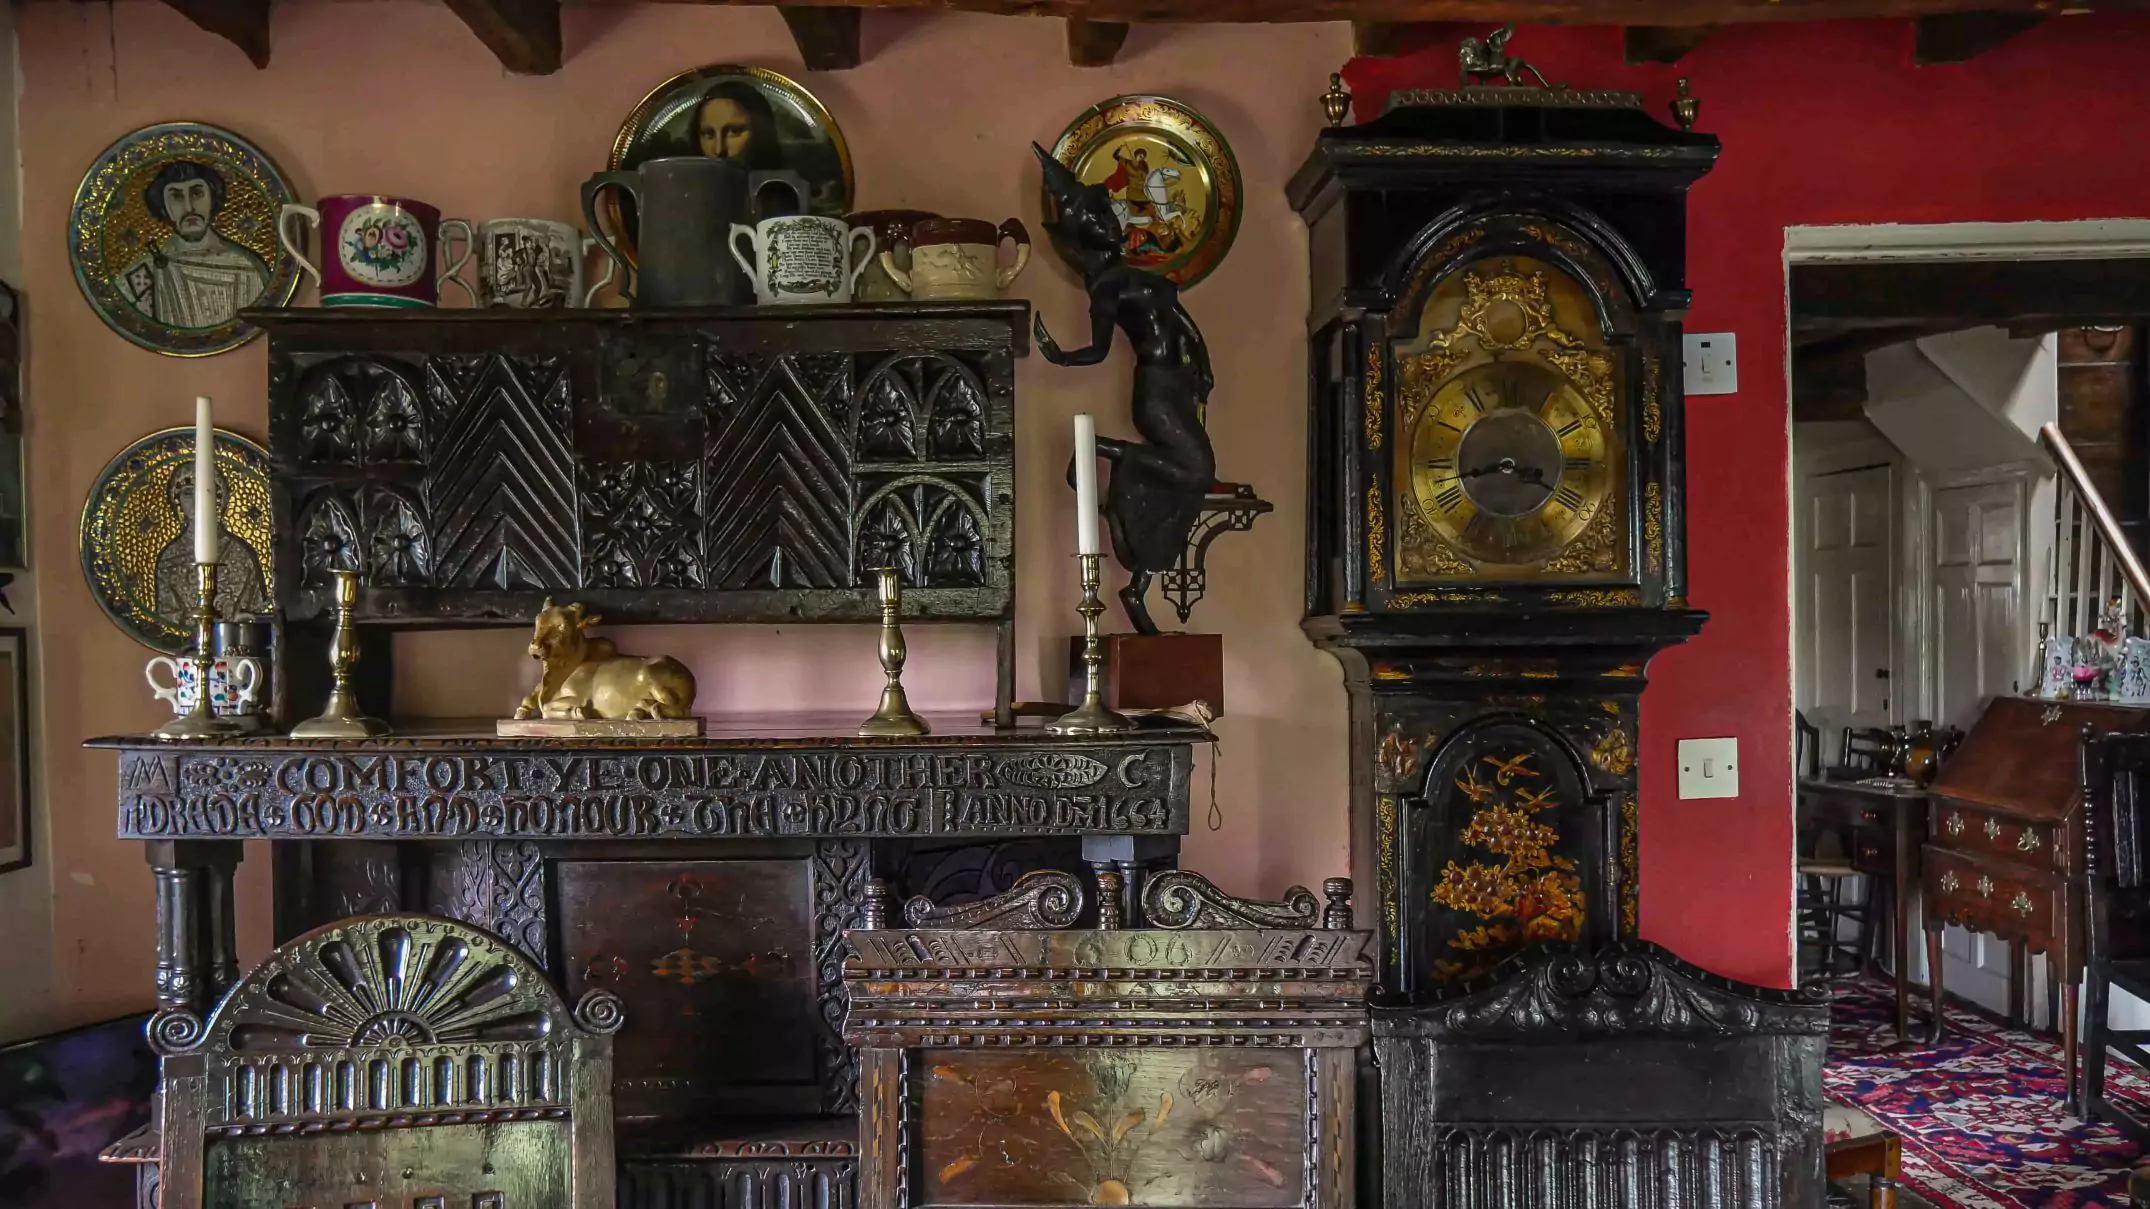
[461, 218, 616, 309]
[880, 218, 1030, 302]
[730, 215, 873, 306]
[847, 210, 939, 303]
[278, 195, 463, 307]
[146, 654, 260, 717]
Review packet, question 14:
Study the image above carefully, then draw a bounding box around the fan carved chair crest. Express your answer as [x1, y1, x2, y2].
[153, 913, 622, 1209]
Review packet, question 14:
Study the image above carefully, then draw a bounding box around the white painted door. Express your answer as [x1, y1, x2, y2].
[1931, 478, 2026, 729]
[1795, 463, 1896, 756]
[1928, 474, 2029, 1017]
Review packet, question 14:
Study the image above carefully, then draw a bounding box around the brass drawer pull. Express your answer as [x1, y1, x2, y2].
[1947, 813, 1966, 836]
[2012, 890, 2035, 916]
[1977, 875, 1994, 898]
[2019, 830, 2043, 852]
[1985, 817, 2003, 841]
[1940, 871, 1961, 893]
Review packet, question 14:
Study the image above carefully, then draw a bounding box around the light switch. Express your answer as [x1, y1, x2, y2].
[1683, 332, 1738, 396]
[1677, 737, 1739, 799]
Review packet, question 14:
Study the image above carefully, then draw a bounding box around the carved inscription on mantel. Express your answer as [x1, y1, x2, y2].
[115, 745, 1193, 840]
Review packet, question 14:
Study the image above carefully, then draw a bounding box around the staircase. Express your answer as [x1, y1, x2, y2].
[2039, 421, 2150, 686]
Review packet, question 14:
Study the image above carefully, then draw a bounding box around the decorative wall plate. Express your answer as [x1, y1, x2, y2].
[80, 427, 274, 653]
[68, 122, 300, 357]
[1045, 95, 1241, 289]
[606, 64, 855, 256]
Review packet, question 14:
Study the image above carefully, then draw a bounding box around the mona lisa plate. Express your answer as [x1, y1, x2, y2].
[69, 122, 300, 357]
[1045, 95, 1241, 289]
[604, 64, 856, 259]
[80, 427, 275, 653]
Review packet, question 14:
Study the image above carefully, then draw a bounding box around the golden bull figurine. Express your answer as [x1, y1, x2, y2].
[505, 600, 697, 732]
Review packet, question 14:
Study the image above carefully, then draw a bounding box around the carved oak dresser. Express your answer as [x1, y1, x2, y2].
[96, 302, 1220, 1208]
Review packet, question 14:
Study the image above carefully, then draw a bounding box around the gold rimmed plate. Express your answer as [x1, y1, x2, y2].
[68, 122, 300, 357]
[79, 427, 274, 653]
[605, 64, 856, 261]
[1045, 95, 1241, 289]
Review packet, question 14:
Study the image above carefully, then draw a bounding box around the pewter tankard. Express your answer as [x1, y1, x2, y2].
[583, 157, 804, 307]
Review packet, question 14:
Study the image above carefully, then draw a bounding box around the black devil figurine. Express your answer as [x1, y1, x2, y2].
[1033, 143, 1215, 636]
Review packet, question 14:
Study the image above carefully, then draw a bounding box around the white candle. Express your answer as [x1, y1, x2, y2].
[1072, 413, 1100, 557]
[193, 396, 218, 565]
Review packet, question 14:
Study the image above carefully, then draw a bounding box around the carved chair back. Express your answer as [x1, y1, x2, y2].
[845, 869, 1371, 1209]
[153, 913, 623, 1209]
[1374, 942, 1830, 1209]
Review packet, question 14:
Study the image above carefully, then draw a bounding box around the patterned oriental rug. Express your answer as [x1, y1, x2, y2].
[1828, 978, 2149, 1207]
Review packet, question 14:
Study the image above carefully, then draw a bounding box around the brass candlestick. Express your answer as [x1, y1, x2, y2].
[859, 567, 930, 737]
[1048, 553, 1137, 736]
[154, 561, 246, 741]
[291, 569, 390, 739]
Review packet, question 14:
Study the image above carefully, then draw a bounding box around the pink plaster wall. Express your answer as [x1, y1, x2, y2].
[7, 0, 1352, 1032]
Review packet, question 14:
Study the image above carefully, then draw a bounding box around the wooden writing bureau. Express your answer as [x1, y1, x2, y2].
[1923, 696, 2150, 1087]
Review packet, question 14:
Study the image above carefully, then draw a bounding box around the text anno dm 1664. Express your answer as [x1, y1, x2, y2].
[116, 748, 1185, 839]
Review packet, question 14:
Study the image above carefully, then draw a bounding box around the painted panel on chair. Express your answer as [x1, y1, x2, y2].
[205, 1121, 566, 1209]
[916, 1050, 1306, 1206]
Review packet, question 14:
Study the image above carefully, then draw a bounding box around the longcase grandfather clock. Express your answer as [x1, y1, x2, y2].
[1290, 84, 1720, 992]
[1291, 80, 1828, 1209]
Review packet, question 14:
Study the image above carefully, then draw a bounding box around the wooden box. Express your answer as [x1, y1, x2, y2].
[843, 926, 1372, 1209]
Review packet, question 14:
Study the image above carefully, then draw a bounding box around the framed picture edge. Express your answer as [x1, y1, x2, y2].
[0, 624, 31, 875]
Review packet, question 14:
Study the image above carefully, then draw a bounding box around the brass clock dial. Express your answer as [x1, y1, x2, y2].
[1410, 359, 1614, 568]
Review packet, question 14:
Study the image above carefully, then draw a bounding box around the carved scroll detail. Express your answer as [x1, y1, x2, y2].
[1142, 869, 1320, 930]
[902, 868, 1085, 930]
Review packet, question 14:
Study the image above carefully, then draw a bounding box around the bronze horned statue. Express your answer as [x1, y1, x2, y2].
[1459, 24, 1551, 88]
[1032, 143, 1216, 636]
[513, 599, 697, 721]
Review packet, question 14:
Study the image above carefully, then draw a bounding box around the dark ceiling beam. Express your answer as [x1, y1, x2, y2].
[1791, 261, 2150, 333]
[1913, 10, 2045, 61]
[1066, 16, 1130, 64]
[1353, 20, 1418, 55]
[156, 0, 271, 67]
[441, 0, 562, 73]
[657, 0, 2102, 26]
[780, 6, 863, 70]
[1623, 23, 1715, 62]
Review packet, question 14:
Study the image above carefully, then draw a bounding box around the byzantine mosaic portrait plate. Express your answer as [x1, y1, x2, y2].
[69, 122, 301, 357]
[80, 427, 275, 653]
[1045, 95, 1241, 289]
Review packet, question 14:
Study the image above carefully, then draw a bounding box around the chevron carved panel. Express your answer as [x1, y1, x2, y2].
[264, 308, 1022, 624]
[702, 350, 854, 590]
[424, 355, 578, 590]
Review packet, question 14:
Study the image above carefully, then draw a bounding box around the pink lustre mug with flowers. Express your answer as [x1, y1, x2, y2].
[278, 195, 473, 307]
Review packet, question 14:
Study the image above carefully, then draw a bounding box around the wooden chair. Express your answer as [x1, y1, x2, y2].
[845, 868, 1371, 1209]
[149, 913, 624, 1209]
[1799, 711, 1880, 980]
[2078, 727, 2150, 1131]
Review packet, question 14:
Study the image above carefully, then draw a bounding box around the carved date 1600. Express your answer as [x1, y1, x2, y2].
[116, 749, 1188, 839]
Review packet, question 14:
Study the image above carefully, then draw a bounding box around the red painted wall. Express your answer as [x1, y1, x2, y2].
[1346, 15, 2150, 986]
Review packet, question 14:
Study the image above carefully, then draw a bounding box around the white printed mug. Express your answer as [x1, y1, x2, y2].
[730, 215, 873, 305]
[146, 655, 260, 716]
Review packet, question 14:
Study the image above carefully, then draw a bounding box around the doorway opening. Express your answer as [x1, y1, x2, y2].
[1787, 223, 2150, 1026]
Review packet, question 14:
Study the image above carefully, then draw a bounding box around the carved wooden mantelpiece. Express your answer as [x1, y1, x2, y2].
[252, 303, 1027, 629]
[97, 714, 1203, 841]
